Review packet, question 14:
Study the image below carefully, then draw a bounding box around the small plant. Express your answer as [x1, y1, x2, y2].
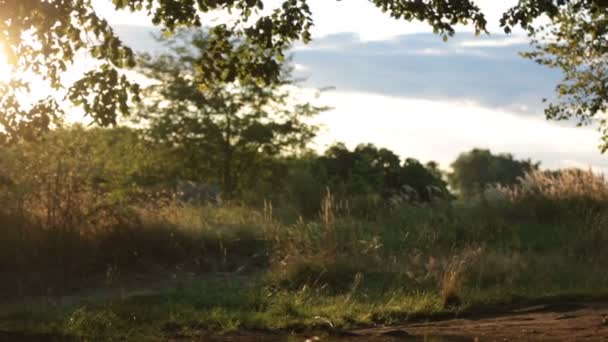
[65, 307, 127, 340]
[439, 247, 483, 309]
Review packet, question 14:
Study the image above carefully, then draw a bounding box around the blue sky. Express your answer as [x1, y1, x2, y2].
[98, 1, 608, 172]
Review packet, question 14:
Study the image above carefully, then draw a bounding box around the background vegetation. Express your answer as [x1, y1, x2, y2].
[1, 122, 607, 340]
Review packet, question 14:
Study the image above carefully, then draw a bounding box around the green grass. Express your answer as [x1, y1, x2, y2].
[2, 268, 607, 341]
[2, 177, 608, 340]
[0, 274, 445, 340]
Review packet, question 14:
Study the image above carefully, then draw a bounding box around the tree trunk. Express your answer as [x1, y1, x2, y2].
[222, 115, 234, 198]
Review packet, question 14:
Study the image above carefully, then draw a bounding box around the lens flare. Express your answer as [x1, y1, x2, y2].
[0, 49, 11, 83]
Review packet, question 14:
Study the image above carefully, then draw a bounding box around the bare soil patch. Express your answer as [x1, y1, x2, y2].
[353, 301, 608, 341]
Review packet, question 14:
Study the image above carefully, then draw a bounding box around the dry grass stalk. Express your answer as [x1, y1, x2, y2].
[320, 187, 335, 227]
[497, 168, 608, 203]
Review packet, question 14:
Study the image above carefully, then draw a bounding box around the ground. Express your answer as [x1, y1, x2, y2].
[355, 302, 608, 341]
[204, 302, 608, 341]
[3, 279, 608, 342]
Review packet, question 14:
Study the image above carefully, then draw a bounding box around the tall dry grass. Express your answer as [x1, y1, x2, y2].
[4, 160, 608, 309]
[268, 173, 608, 301]
[487, 168, 608, 219]
[0, 190, 272, 297]
[498, 168, 608, 201]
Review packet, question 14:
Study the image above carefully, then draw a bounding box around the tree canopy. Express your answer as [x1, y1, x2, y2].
[0, 0, 606, 145]
[135, 29, 325, 197]
[318, 143, 450, 201]
[521, 1, 608, 150]
[448, 148, 540, 197]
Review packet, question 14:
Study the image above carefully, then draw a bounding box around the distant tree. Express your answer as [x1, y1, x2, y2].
[448, 148, 539, 197]
[318, 143, 449, 201]
[319, 143, 399, 197]
[135, 29, 326, 197]
[424, 161, 445, 184]
[400, 158, 449, 201]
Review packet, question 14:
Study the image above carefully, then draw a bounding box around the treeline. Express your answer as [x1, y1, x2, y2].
[0, 125, 541, 218]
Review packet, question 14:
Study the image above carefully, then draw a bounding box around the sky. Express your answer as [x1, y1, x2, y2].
[89, 0, 608, 172]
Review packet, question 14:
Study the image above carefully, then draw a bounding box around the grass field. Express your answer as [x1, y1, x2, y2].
[1, 170, 608, 340]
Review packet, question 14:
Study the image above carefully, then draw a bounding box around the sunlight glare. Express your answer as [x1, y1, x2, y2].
[0, 48, 12, 84]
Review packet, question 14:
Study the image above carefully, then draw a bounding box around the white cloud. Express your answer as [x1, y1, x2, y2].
[458, 36, 530, 48]
[293, 63, 308, 71]
[311, 90, 607, 171]
[292, 32, 557, 114]
[412, 48, 445, 56]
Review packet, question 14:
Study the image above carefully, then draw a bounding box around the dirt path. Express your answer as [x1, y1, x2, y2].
[188, 302, 608, 341]
[1, 302, 607, 341]
[352, 302, 608, 341]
